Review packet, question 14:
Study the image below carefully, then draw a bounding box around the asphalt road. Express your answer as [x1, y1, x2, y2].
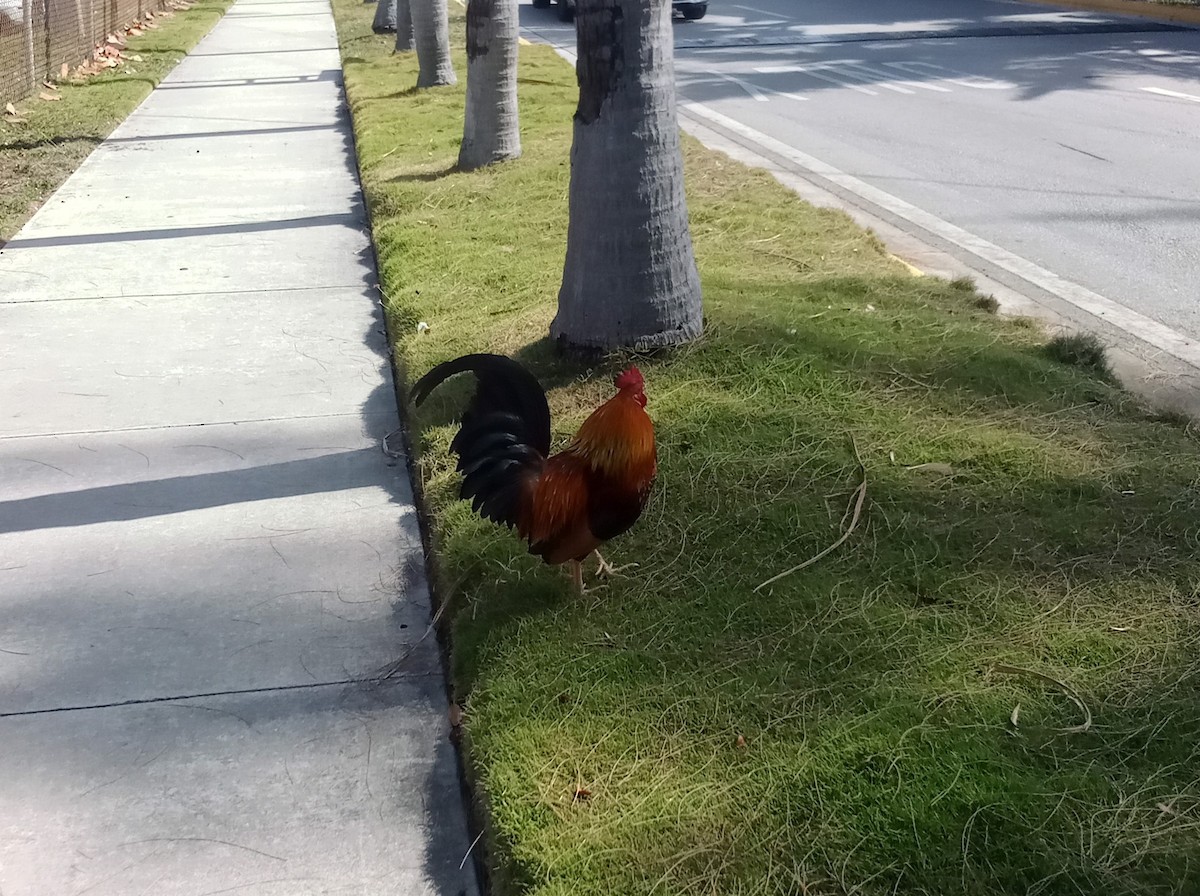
[521, 0, 1200, 351]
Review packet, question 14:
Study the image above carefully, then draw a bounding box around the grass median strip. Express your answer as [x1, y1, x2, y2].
[0, 0, 232, 244]
[334, 4, 1200, 893]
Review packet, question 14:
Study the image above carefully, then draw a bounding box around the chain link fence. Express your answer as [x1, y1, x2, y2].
[1, 0, 167, 104]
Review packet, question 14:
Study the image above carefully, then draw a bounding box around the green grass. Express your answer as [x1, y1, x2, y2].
[0, 0, 232, 243]
[1044, 332, 1115, 381]
[333, 3, 1200, 894]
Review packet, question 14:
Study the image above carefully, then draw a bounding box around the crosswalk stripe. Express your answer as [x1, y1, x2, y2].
[884, 61, 1014, 89]
[755, 64, 878, 95]
[845, 61, 951, 92]
[1142, 86, 1200, 103]
[833, 62, 914, 93]
[712, 71, 772, 102]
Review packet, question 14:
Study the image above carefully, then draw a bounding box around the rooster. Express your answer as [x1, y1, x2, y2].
[411, 353, 656, 592]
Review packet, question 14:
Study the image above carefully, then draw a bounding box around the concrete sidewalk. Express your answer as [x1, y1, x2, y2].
[0, 1, 479, 893]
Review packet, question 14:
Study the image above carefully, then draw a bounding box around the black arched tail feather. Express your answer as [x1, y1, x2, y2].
[411, 354, 551, 530]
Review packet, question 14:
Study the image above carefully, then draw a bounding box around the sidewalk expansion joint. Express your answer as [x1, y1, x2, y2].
[0, 410, 397, 442]
[0, 283, 374, 305]
[0, 672, 439, 719]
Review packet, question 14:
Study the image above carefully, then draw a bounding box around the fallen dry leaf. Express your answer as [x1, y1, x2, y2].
[4, 102, 17, 116]
[735, 734, 748, 748]
[39, 92, 61, 101]
[572, 787, 592, 802]
[61, 62, 70, 78]
[1010, 703, 1021, 728]
[448, 703, 463, 728]
[41, 80, 58, 91]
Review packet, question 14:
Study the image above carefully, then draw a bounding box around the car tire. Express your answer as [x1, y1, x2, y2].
[680, 3, 706, 19]
[557, 0, 574, 21]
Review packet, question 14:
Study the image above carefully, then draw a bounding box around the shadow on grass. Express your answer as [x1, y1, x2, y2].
[336, 4, 1200, 884]
[413, 281, 1200, 890]
[387, 163, 460, 182]
[372, 85, 430, 99]
[0, 135, 104, 152]
[79, 75, 162, 90]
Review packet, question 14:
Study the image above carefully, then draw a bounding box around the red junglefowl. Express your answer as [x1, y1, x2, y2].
[411, 353, 656, 592]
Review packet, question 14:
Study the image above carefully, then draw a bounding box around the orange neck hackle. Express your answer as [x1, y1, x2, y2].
[566, 368, 656, 480]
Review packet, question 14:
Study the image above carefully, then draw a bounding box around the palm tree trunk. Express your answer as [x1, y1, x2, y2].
[552, 0, 702, 352]
[410, 0, 455, 88]
[394, 0, 413, 52]
[371, 0, 396, 33]
[458, 0, 520, 170]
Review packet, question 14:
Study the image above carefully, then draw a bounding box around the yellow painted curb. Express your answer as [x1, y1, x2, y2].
[1018, 0, 1200, 25]
[889, 254, 924, 277]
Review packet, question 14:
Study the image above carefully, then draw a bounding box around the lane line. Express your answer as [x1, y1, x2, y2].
[1142, 86, 1200, 102]
[727, 2, 787, 17]
[679, 102, 1200, 370]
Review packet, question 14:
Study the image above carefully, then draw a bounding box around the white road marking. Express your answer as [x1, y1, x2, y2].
[728, 2, 786, 18]
[845, 61, 951, 92]
[680, 102, 1200, 370]
[770, 90, 810, 103]
[1082, 48, 1200, 78]
[884, 61, 1015, 89]
[837, 63, 914, 94]
[756, 63, 878, 95]
[711, 71, 772, 102]
[1142, 86, 1200, 103]
[792, 65, 880, 95]
[757, 59, 993, 96]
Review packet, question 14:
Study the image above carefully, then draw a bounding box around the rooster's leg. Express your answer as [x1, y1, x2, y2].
[571, 560, 584, 595]
[593, 550, 638, 578]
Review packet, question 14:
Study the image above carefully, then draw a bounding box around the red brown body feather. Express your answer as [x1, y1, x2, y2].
[519, 388, 657, 563]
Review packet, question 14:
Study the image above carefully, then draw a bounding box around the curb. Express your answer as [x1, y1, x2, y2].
[1019, 0, 1200, 25]
[677, 105, 1200, 421]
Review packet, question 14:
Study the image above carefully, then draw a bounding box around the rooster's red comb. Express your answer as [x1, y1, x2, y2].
[615, 366, 644, 391]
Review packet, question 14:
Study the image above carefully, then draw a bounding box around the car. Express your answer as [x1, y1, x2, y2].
[536, 0, 707, 24]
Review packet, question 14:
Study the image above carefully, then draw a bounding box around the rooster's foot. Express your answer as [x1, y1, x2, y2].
[593, 551, 638, 579]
